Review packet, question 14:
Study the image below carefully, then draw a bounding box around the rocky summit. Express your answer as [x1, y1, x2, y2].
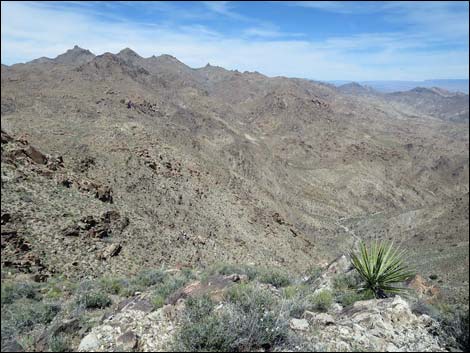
[1, 46, 469, 352]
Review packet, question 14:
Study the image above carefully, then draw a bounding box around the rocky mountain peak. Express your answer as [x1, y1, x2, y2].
[117, 48, 142, 60]
[54, 45, 95, 65]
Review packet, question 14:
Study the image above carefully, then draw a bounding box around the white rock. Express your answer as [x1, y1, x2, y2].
[289, 318, 309, 331]
[78, 332, 100, 352]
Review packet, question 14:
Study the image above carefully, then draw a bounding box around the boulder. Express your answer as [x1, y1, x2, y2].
[289, 318, 310, 331]
[304, 311, 335, 326]
[99, 243, 121, 259]
[78, 332, 100, 352]
[116, 331, 138, 350]
[23, 145, 47, 164]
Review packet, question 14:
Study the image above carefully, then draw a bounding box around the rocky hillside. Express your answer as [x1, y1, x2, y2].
[1, 46, 468, 304]
[2, 255, 468, 352]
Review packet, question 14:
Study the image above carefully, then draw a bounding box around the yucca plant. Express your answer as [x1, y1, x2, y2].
[350, 241, 415, 298]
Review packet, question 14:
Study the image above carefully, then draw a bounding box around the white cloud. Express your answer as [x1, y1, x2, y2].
[1, 1, 468, 80]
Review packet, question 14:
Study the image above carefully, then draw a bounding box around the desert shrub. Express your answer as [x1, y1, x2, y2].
[1, 281, 40, 305]
[309, 290, 333, 312]
[448, 309, 469, 351]
[118, 281, 141, 297]
[412, 301, 469, 351]
[76, 291, 111, 309]
[333, 273, 361, 291]
[411, 299, 442, 318]
[44, 276, 77, 300]
[208, 263, 259, 281]
[99, 277, 126, 295]
[174, 284, 289, 351]
[281, 285, 312, 318]
[304, 266, 322, 283]
[258, 268, 291, 288]
[151, 272, 193, 309]
[350, 241, 414, 298]
[1, 299, 61, 337]
[285, 296, 311, 319]
[133, 268, 167, 288]
[336, 290, 374, 307]
[282, 285, 301, 300]
[49, 333, 71, 352]
[152, 295, 166, 309]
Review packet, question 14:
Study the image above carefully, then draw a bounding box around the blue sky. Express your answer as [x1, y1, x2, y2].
[1, 1, 468, 80]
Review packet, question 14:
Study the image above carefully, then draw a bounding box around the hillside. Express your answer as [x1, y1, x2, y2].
[1, 46, 468, 302]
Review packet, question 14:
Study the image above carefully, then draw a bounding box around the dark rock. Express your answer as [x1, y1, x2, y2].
[88, 225, 109, 238]
[1, 129, 14, 144]
[96, 185, 113, 203]
[117, 331, 138, 350]
[116, 297, 154, 314]
[23, 145, 47, 164]
[1, 212, 11, 225]
[62, 224, 80, 237]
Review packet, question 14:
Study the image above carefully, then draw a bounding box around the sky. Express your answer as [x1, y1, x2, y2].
[1, 1, 469, 81]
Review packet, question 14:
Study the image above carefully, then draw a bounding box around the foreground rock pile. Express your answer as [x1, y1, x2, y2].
[76, 265, 447, 352]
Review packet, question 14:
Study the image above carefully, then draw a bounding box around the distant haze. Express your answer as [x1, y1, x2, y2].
[328, 79, 469, 94]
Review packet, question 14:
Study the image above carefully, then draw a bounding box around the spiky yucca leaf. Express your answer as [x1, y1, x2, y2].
[350, 241, 415, 298]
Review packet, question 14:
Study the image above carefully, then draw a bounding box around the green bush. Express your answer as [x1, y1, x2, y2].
[333, 273, 361, 291]
[282, 285, 301, 300]
[412, 301, 469, 351]
[258, 269, 291, 288]
[49, 334, 71, 352]
[174, 284, 289, 351]
[1, 299, 61, 337]
[305, 266, 322, 283]
[309, 290, 333, 312]
[336, 290, 374, 307]
[133, 269, 167, 288]
[76, 291, 111, 309]
[99, 277, 126, 295]
[152, 295, 166, 309]
[1, 282, 40, 305]
[208, 263, 259, 281]
[151, 272, 193, 309]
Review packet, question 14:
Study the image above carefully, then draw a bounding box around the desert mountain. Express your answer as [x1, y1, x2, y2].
[1, 47, 468, 304]
[385, 87, 469, 123]
[337, 82, 377, 95]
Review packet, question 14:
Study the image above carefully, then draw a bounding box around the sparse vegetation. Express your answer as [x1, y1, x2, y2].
[309, 289, 333, 312]
[1, 281, 40, 304]
[208, 263, 259, 280]
[133, 268, 167, 288]
[336, 290, 374, 306]
[99, 277, 126, 295]
[76, 291, 111, 309]
[305, 266, 322, 284]
[49, 333, 71, 352]
[411, 300, 469, 351]
[1, 299, 61, 338]
[258, 268, 291, 288]
[174, 283, 291, 351]
[350, 241, 415, 298]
